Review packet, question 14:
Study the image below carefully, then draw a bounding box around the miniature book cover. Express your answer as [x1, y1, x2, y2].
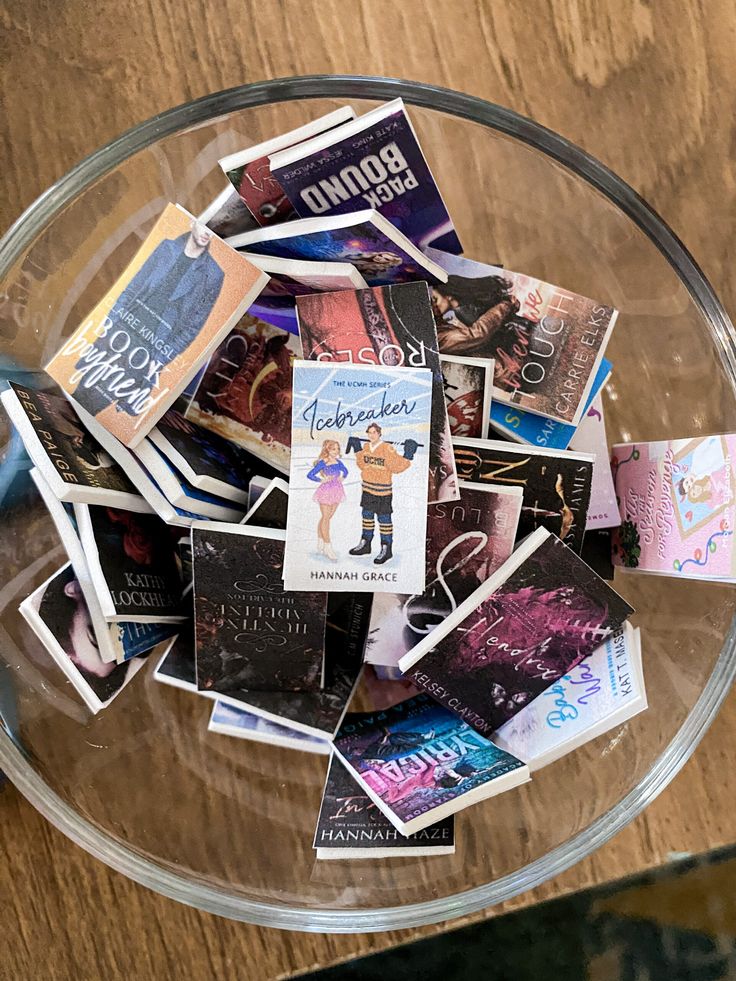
[219, 107, 355, 225]
[270, 98, 462, 254]
[399, 527, 635, 738]
[314, 756, 455, 858]
[425, 247, 617, 426]
[365, 482, 522, 669]
[208, 700, 330, 755]
[192, 522, 328, 692]
[248, 253, 368, 295]
[61, 399, 207, 528]
[283, 360, 432, 594]
[490, 358, 611, 451]
[240, 477, 289, 529]
[212, 592, 371, 740]
[2, 382, 148, 511]
[332, 693, 529, 835]
[226, 210, 448, 287]
[198, 185, 258, 239]
[494, 622, 646, 770]
[185, 312, 299, 474]
[153, 611, 196, 691]
[296, 283, 459, 504]
[31, 467, 176, 663]
[150, 407, 280, 504]
[452, 437, 594, 554]
[440, 355, 493, 440]
[569, 395, 621, 530]
[45, 203, 268, 447]
[19, 563, 149, 714]
[132, 439, 246, 523]
[73, 503, 185, 622]
[611, 433, 736, 581]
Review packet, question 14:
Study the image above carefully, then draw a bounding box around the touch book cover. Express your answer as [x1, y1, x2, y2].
[425, 248, 617, 426]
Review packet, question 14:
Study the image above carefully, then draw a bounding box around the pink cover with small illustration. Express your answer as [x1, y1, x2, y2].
[611, 434, 736, 580]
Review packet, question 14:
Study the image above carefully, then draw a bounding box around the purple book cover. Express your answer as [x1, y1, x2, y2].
[333, 694, 526, 832]
[271, 100, 462, 255]
[400, 529, 634, 737]
[366, 483, 522, 669]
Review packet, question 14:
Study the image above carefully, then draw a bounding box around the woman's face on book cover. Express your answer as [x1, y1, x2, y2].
[63, 579, 115, 678]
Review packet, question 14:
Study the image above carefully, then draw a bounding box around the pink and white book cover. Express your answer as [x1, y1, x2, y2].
[611, 433, 736, 581]
[570, 395, 621, 530]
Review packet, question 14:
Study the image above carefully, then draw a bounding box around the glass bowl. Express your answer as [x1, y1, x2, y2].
[1, 75, 735, 934]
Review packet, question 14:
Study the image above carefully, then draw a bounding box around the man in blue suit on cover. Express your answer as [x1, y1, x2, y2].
[76, 219, 225, 417]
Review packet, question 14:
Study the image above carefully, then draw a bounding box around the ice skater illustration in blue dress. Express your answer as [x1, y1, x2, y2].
[307, 439, 349, 561]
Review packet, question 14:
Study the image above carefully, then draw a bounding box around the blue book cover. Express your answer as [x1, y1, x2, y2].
[269, 99, 462, 255]
[117, 621, 178, 661]
[489, 358, 612, 450]
[226, 210, 448, 287]
[332, 693, 529, 835]
[284, 360, 432, 594]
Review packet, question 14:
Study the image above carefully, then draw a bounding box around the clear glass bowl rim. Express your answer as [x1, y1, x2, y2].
[1, 74, 735, 934]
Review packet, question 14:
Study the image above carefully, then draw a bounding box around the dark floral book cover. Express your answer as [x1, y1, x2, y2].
[425, 248, 617, 426]
[314, 755, 455, 857]
[185, 312, 298, 475]
[2, 381, 142, 507]
[270, 98, 462, 254]
[75, 504, 184, 622]
[366, 482, 522, 669]
[296, 282, 459, 504]
[192, 524, 327, 693]
[213, 592, 372, 739]
[399, 528, 635, 738]
[333, 694, 528, 834]
[452, 437, 594, 554]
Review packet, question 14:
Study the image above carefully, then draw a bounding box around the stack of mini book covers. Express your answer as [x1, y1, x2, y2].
[19, 95, 736, 860]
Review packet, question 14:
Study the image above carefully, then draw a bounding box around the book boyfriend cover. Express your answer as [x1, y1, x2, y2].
[46, 204, 267, 447]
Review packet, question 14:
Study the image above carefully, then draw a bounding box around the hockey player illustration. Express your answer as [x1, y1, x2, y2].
[348, 422, 418, 566]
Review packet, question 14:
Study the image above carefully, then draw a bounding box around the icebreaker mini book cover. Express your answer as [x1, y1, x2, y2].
[399, 527, 635, 737]
[296, 282, 460, 504]
[332, 693, 529, 836]
[45, 203, 268, 447]
[283, 360, 432, 594]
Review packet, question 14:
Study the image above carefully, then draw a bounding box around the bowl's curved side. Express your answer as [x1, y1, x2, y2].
[1, 75, 735, 932]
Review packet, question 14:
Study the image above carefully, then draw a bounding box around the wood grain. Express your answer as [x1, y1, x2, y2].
[2, 1, 736, 978]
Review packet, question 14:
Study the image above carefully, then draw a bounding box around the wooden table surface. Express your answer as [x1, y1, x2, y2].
[3, 1, 736, 977]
